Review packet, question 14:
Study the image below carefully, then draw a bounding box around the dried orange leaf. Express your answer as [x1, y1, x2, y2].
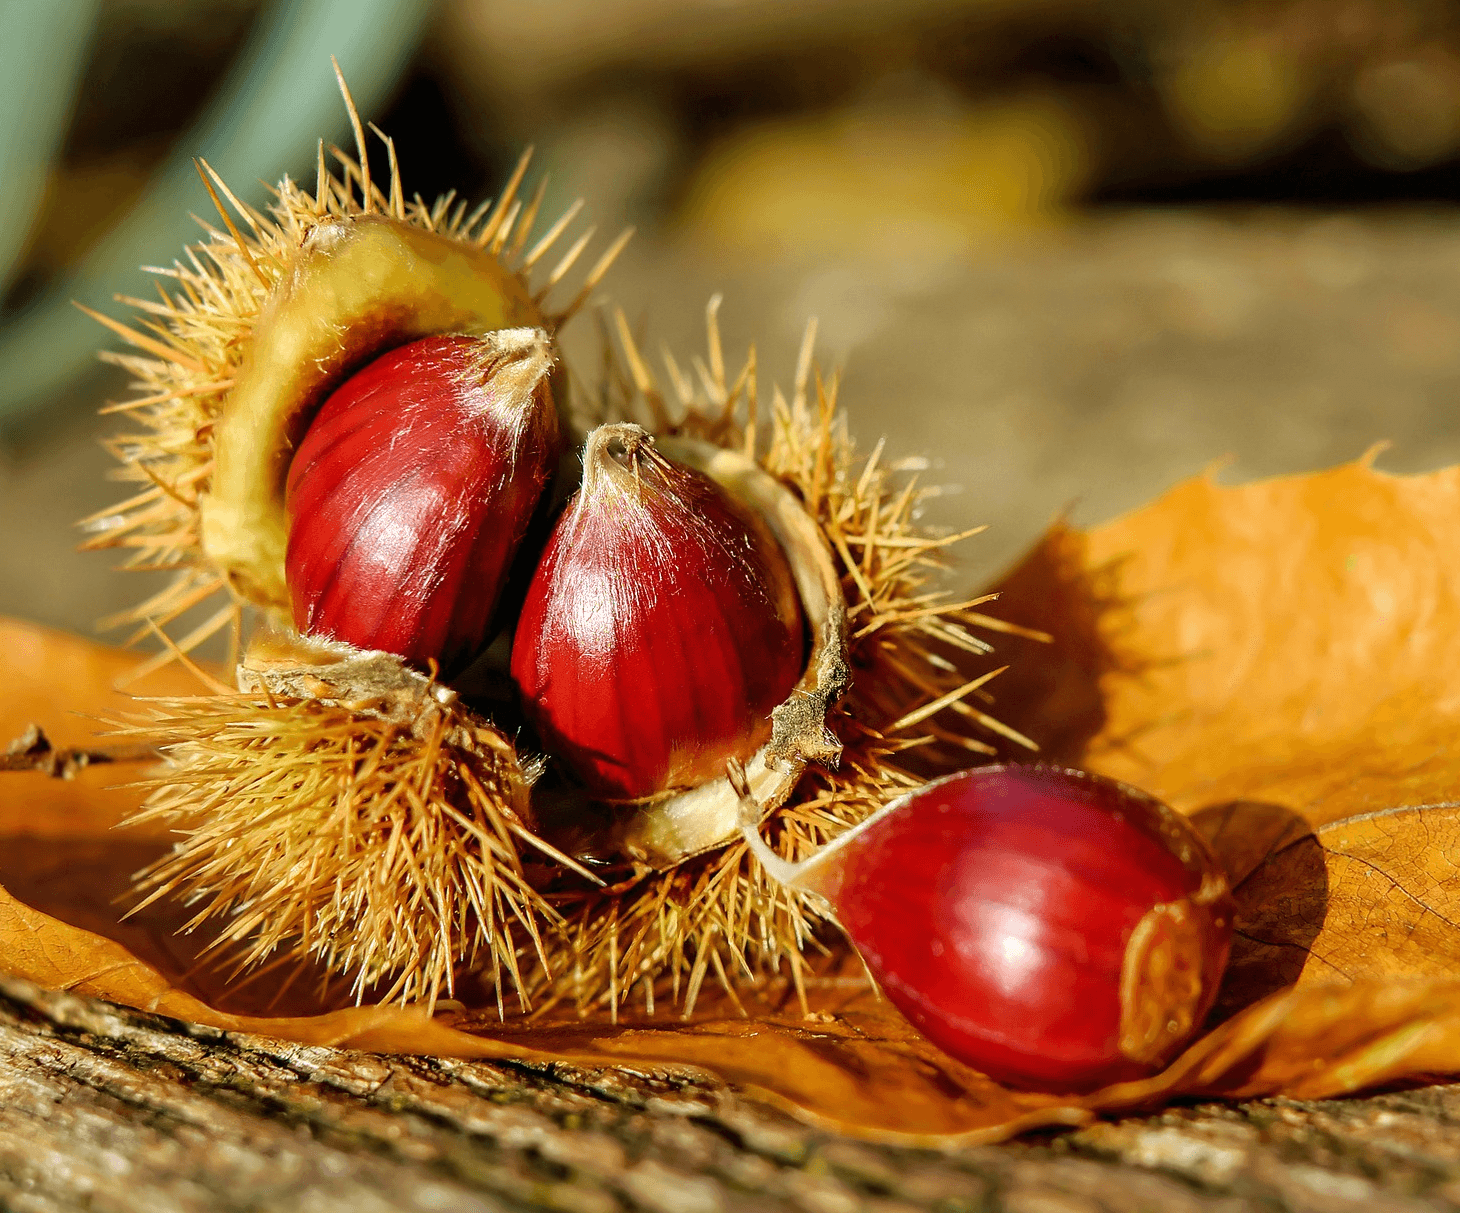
[4, 845, 1460, 1145]
[4, 617, 207, 746]
[10, 452, 1460, 1144]
[995, 458, 1460, 824]
[991, 459, 1460, 1034]
[1201, 800, 1460, 1013]
[1, 618, 207, 839]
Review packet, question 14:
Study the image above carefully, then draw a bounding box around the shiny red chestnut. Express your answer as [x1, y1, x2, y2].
[737, 763, 1233, 1093]
[512, 423, 805, 800]
[285, 329, 558, 675]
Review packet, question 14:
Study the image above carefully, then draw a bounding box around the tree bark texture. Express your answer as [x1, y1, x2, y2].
[3, 978, 1460, 1212]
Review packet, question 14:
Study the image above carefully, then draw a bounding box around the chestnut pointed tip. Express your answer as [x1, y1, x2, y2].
[584, 420, 654, 464]
[483, 324, 553, 365]
[730, 759, 817, 892]
[578, 422, 670, 506]
[469, 326, 556, 411]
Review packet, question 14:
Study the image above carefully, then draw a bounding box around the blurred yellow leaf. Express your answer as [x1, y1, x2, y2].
[682, 91, 1089, 260]
[1163, 32, 1311, 162]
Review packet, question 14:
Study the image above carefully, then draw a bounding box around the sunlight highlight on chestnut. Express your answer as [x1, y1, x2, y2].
[512, 423, 805, 800]
[737, 763, 1234, 1092]
[285, 329, 559, 675]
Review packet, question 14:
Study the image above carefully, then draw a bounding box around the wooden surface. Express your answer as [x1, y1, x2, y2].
[3, 976, 1460, 1212]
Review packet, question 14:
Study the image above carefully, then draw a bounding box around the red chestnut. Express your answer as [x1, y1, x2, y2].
[737, 764, 1233, 1093]
[511, 423, 805, 800]
[285, 329, 558, 675]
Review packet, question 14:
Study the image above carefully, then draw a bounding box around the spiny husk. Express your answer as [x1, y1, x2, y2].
[83, 76, 624, 686]
[534, 302, 1049, 1016]
[116, 682, 552, 1011]
[86, 83, 1039, 1012]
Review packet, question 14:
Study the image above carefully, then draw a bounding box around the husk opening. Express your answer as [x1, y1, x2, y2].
[84, 79, 626, 685]
[604, 432, 851, 868]
[515, 303, 1043, 1015]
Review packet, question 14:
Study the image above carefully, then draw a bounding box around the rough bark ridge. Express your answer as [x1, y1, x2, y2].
[3, 979, 1460, 1211]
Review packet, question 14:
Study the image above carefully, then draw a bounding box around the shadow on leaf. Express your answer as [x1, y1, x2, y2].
[979, 522, 1128, 763]
[0, 836, 352, 1018]
[1191, 800, 1329, 1021]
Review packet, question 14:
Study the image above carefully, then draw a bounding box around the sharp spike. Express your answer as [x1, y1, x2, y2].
[117, 605, 239, 689]
[794, 316, 818, 413]
[74, 303, 208, 372]
[705, 293, 725, 395]
[660, 344, 693, 408]
[537, 226, 595, 301]
[509, 176, 549, 260]
[523, 198, 583, 270]
[551, 226, 633, 323]
[489, 198, 522, 255]
[368, 122, 405, 220]
[461, 196, 493, 241]
[193, 161, 267, 288]
[332, 56, 371, 213]
[744, 345, 759, 456]
[314, 139, 328, 214]
[476, 147, 533, 248]
[613, 308, 658, 397]
[448, 197, 468, 235]
[199, 160, 265, 238]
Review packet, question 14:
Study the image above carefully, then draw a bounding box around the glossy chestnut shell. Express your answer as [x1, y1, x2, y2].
[512, 423, 806, 801]
[285, 330, 558, 675]
[781, 764, 1234, 1092]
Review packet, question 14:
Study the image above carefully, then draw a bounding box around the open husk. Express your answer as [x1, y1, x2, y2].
[602, 434, 850, 867]
[84, 83, 1034, 1011]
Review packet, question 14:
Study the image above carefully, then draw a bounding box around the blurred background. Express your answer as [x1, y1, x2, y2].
[5, 0, 1460, 638]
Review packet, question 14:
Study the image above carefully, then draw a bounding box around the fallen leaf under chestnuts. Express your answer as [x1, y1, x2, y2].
[9, 452, 1460, 1144]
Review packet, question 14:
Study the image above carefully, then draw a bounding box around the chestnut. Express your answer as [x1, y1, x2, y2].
[285, 330, 558, 675]
[511, 423, 805, 800]
[200, 213, 545, 609]
[736, 763, 1234, 1092]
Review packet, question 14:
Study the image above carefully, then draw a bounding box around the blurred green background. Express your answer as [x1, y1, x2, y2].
[5, 0, 1460, 639]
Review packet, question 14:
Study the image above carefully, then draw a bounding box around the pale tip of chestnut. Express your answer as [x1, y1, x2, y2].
[729, 758, 843, 903]
[469, 326, 554, 405]
[575, 422, 675, 510]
